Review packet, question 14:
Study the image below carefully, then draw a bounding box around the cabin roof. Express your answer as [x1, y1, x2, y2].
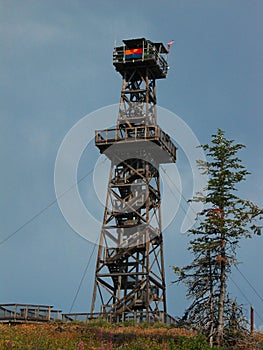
[122, 38, 168, 54]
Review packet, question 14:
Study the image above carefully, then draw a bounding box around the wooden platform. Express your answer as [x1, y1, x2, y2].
[95, 125, 176, 164]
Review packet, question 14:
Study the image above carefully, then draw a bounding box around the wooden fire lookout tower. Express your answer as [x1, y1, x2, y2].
[91, 38, 177, 322]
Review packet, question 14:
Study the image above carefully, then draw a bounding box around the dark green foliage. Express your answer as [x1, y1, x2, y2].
[174, 334, 224, 349]
[173, 129, 262, 347]
[119, 334, 223, 349]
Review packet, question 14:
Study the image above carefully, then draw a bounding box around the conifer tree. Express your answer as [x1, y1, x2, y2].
[174, 129, 262, 347]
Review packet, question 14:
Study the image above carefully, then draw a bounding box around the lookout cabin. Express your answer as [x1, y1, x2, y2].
[113, 38, 169, 79]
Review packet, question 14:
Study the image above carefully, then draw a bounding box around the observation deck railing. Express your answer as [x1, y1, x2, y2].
[95, 125, 176, 163]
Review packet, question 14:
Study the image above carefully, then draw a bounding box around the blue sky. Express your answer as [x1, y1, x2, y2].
[1, 0, 263, 327]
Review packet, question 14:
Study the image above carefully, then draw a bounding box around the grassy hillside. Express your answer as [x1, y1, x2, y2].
[0, 320, 262, 349]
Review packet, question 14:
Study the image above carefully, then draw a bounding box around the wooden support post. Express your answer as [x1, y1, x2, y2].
[250, 306, 254, 334]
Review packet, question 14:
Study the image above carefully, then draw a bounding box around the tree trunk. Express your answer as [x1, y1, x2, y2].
[209, 292, 214, 348]
[217, 233, 226, 347]
[208, 251, 214, 348]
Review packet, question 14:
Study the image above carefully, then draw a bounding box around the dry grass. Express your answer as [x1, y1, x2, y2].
[0, 322, 197, 349]
[0, 321, 262, 349]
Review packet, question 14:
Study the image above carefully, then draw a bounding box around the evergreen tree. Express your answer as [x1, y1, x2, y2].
[174, 129, 262, 347]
